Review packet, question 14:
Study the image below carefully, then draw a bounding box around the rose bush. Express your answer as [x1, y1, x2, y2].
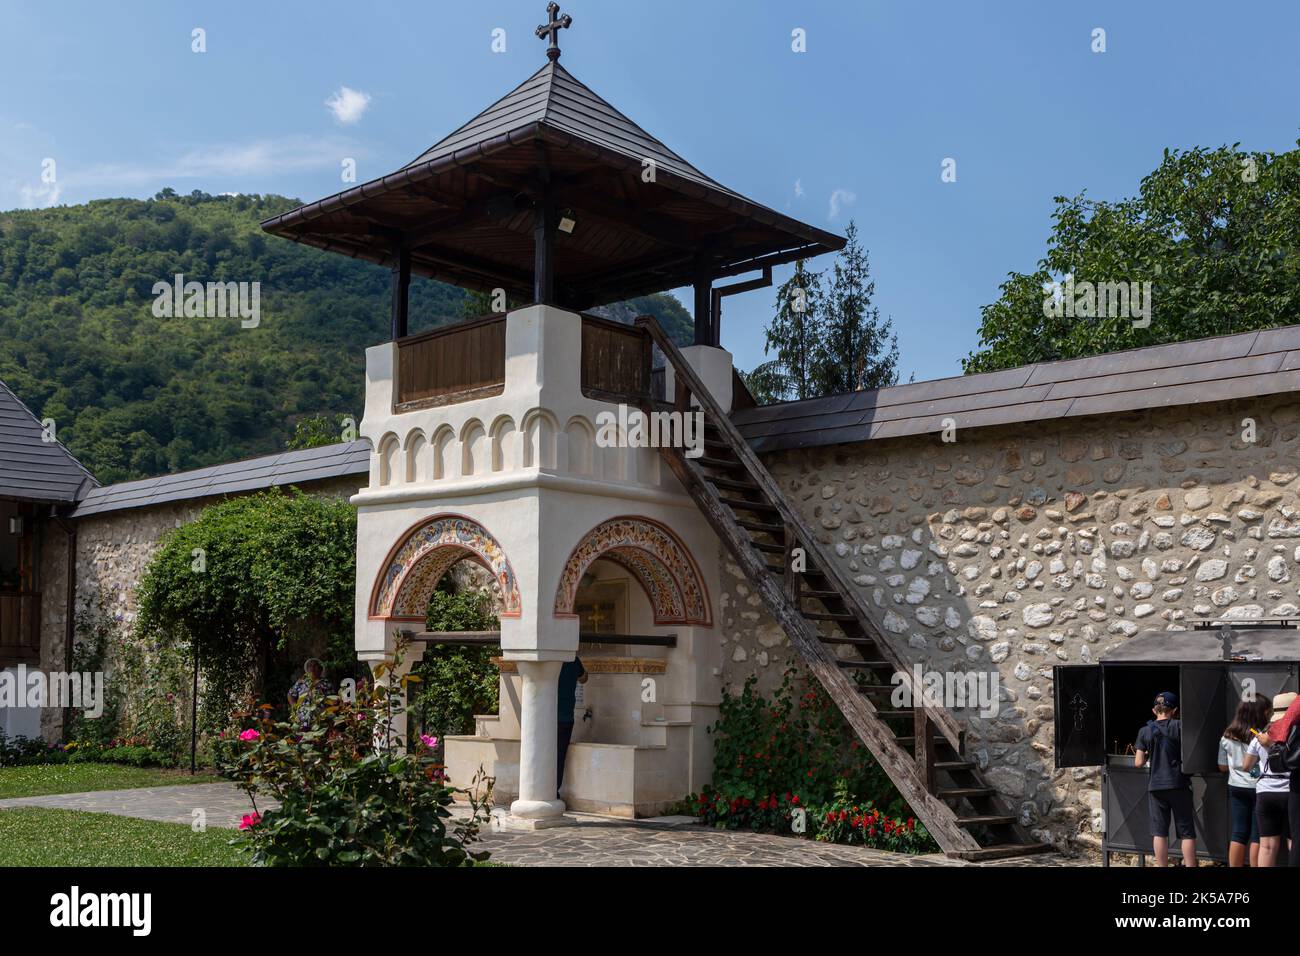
[691, 670, 931, 853]
[223, 649, 492, 867]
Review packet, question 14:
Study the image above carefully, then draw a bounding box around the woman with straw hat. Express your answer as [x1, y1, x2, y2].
[1243, 691, 1297, 867]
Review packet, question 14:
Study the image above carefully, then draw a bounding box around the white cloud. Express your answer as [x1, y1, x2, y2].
[794, 178, 804, 198]
[17, 181, 61, 208]
[69, 135, 361, 190]
[828, 187, 857, 221]
[325, 86, 371, 125]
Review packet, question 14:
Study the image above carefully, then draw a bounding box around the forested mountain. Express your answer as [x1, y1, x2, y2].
[0, 191, 692, 483]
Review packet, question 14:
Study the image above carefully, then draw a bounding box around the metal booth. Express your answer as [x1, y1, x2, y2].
[1054, 621, 1300, 865]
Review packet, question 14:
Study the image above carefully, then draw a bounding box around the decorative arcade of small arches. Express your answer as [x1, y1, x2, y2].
[369, 513, 521, 623]
[553, 516, 712, 627]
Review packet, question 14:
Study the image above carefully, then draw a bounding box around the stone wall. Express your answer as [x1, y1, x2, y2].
[36, 475, 363, 741]
[717, 393, 1300, 848]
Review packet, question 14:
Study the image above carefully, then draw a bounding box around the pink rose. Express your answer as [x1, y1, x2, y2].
[238, 728, 260, 741]
[420, 734, 439, 749]
[239, 812, 261, 830]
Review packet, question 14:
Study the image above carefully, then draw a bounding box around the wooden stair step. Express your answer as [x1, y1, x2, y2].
[956, 815, 1016, 828]
[802, 611, 856, 622]
[950, 842, 1055, 862]
[833, 656, 890, 665]
[934, 760, 976, 771]
[872, 709, 914, 719]
[938, 787, 996, 799]
[736, 519, 785, 535]
[697, 455, 744, 470]
[800, 588, 841, 601]
[706, 475, 762, 492]
[718, 496, 778, 512]
[751, 541, 785, 554]
[820, 635, 878, 649]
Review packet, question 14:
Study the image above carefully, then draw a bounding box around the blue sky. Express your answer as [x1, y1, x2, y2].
[2, 0, 1297, 381]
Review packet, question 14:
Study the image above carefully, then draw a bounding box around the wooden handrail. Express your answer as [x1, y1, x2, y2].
[633, 314, 967, 754]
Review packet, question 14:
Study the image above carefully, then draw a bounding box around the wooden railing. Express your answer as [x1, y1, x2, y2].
[0, 592, 40, 661]
[395, 314, 506, 411]
[580, 314, 653, 403]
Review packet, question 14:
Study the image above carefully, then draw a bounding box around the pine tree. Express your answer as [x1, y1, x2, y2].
[750, 259, 824, 402]
[813, 221, 899, 394]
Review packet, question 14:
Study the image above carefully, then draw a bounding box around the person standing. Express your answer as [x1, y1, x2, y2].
[1219, 697, 1270, 866]
[287, 657, 330, 729]
[1243, 692, 1296, 868]
[1277, 694, 1300, 867]
[1135, 691, 1197, 867]
[555, 656, 587, 798]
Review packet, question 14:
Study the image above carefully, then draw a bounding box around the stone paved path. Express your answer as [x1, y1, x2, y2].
[0, 783, 1089, 866]
[0, 782, 274, 829]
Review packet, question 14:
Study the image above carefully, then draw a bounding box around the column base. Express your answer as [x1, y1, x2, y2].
[506, 798, 569, 830]
[504, 801, 572, 832]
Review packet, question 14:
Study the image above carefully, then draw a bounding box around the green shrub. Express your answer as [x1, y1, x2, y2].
[692, 670, 923, 849]
[223, 651, 491, 867]
[810, 780, 936, 853]
[0, 734, 64, 766]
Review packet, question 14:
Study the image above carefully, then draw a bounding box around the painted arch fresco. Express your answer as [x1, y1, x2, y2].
[370, 514, 521, 621]
[554, 516, 711, 626]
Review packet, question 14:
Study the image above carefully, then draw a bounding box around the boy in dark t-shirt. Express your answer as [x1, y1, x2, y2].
[1134, 691, 1197, 867]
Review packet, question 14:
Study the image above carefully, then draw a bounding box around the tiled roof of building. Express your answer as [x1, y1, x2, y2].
[71, 440, 370, 518]
[734, 325, 1300, 453]
[0, 380, 97, 503]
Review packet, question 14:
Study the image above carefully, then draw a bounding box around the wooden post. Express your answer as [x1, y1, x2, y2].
[914, 708, 934, 793]
[533, 193, 555, 304]
[390, 240, 411, 340]
[692, 272, 712, 346]
[639, 326, 653, 401]
[189, 641, 199, 775]
[783, 523, 799, 603]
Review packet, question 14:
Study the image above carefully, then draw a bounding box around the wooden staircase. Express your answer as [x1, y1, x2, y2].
[636, 317, 1051, 861]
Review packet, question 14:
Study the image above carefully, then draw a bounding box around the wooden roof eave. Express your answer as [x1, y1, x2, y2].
[262, 121, 844, 265]
[259, 121, 550, 238]
[533, 124, 845, 257]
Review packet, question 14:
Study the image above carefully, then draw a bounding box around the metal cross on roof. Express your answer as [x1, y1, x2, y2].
[535, 2, 572, 61]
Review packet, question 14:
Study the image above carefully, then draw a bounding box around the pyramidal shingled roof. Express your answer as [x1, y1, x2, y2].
[262, 58, 843, 309]
[0, 380, 97, 504]
[402, 60, 746, 203]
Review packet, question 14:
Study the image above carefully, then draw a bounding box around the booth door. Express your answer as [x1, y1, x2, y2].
[1179, 664, 1228, 774]
[1228, 664, 1298, 709]
[1053, 665, 1104, 767]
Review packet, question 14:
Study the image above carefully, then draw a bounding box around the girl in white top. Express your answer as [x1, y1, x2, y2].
[1219, 698, 1270, 867]
[1244, 721, 1291, 867]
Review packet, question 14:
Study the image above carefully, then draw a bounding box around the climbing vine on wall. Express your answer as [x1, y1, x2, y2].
[134, 488, 357, 733]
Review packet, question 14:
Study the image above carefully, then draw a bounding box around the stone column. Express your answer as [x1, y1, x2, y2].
[508, 659, 567, 828]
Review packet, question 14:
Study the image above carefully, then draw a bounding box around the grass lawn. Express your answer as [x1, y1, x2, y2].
[0, 763, 221, 799]
[0, 807, 247, 866]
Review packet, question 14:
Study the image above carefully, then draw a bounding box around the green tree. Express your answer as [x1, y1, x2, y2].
[285, 413, 354, 450]
[411, 580, 501, 747]
[965, 142, 1300, 373]
[815, 221, 899, 394]
[748, 259, 825, 402]
[0, 191, 695, 482]
[134, 489, 357, 730]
